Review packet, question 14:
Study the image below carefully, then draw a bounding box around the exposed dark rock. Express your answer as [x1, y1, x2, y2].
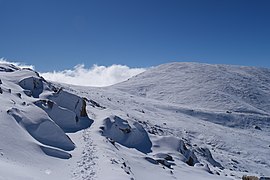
[144, 157, 159, 165]
[16, 93, 22, 98]
[88, 99, 106, 109]
[156, 159, 176, 169]
[80, 98, 88, 117]
[254, 126, 262, 130]
[186, 156, 195, 166]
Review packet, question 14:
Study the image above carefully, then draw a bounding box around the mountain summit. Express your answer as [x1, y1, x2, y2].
[115, 62, 270, 114]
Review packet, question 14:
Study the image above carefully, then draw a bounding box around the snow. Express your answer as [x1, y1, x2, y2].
[0, 62, 270, 180]
[7, 106, 76, 151]
[101, 115, 152, 153]
[18, 76, 44, 98]
[113, 62, 270, 115]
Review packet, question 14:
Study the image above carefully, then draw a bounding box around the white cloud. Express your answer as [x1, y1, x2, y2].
[0, 58, 146, 87]
[0, 58, 35, 70]
[41, 64, 146, 87]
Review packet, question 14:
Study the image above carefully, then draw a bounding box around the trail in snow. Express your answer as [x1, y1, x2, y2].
[73, 129, 97, 180]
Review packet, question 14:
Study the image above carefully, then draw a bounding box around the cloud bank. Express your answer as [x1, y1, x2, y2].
[41, 64, 146, 87]
[0, 58, 146, 87]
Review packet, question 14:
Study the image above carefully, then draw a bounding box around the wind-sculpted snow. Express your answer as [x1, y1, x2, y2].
[101, 116, 152, 154]
[40, 146, 72, 159]
[7, 107, 76, 151]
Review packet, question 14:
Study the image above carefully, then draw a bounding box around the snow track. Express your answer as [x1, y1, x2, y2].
[73, 129, 97, 180]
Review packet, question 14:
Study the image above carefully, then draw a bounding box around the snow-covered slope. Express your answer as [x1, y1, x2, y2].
[0, 62, 269, 180]
[113, 62, 270, 128]
[114, 62, 270, 113]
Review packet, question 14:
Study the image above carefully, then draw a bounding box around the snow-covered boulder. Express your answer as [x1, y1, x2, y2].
[19, 76, 44, 98]
[152, 136, 198, 166]
[7, 106, 75, 151]
[48, 89, 88, 118]
[101, 116, 152, 153]
[34, 99, 92, 132]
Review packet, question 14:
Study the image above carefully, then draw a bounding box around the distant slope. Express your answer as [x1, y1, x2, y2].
[113, 62, 270, 115]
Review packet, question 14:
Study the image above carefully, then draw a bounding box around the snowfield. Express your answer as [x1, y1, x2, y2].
[0, 62, 269, 180]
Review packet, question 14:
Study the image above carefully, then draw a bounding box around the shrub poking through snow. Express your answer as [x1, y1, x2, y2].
[242, 175, 259, 180]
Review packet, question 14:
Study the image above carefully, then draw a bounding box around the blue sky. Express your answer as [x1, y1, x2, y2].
[0, 0, 270, 71]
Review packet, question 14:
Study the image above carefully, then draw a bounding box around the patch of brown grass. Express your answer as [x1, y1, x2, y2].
[242, 175, 259, 180]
